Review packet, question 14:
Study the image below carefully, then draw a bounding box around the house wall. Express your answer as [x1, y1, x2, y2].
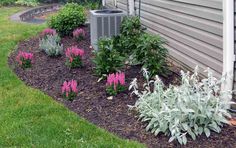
[105, 0, 115, 8]
[106, 0, 128, 12]
[106, 0, 224, 78]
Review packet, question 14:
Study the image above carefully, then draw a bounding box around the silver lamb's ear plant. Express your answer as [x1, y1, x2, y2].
[129, 66, 234, 145]
[39, 35, 63, 57]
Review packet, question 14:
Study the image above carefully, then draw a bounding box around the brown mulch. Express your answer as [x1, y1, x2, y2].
[8, 27, 236, 148]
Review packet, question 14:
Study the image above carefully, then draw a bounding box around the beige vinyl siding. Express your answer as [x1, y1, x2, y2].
[105, 0, 116, 8]
[116, 0, 128, 12]
[106, 0, 128, 13]
[107, 0, 223, 78]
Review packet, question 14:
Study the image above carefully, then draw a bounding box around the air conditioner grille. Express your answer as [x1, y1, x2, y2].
[90, 9, 126, 50]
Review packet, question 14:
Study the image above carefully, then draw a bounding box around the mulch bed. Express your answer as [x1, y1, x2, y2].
[8, 27, 236, 148]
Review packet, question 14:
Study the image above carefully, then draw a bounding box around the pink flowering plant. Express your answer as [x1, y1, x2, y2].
[41, 28, 57, 37]
[106, 72, 126, 96]
[65, 46, 85, 68]
[61, 80, 78, 101]
[73, 28, 86, 42]
[16, 51, 33, 69]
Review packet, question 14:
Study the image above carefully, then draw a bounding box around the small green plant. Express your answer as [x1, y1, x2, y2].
[92, 38, 125, 77]
[39, 35, 63, 57]
[48, 3, 86, 36]
[135, 33, 168, 77]
[106, 72, 126, 96]
[129, 67, 234, 145]
[15, 0, 39, 6]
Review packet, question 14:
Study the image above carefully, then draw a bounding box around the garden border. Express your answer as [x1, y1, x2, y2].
[10, 4, 61, 23]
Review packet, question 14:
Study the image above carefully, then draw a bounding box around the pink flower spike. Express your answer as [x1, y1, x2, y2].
[42, 28, 57, 36]
[62, 81, 70, 94]
[65, 46, 85, 59]
[70, 80, 78, 93]
[119, 72, 125, 85]
[73, 28, 86, 39]
[16, 51, 33, 67]
[61, 80, 79, 99]
[106, 72, 126, 91]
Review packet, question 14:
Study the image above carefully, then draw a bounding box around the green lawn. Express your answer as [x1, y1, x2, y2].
[0, 7, 144, 148]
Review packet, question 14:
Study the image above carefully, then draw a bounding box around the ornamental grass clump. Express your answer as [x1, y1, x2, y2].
[16, 51, 33, 69]
[129, 67, 234, 145]
[106, 72, 126, 96]
[65, 46, 84, 68]
[41, 28, 57, 38]
[61, 80, 78, 101]
[73, 28, 86, 42]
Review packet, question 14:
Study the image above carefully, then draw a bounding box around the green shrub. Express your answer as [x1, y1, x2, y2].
[84, 1, 101, 10]
[113, 16, 168, 76]
[15, 0, 39, 6]
[92, 38, 125, 77]
[120, 16, 143, 37]
[48, 3, 86, 36]
[135, 33, 168, 77]
[39, 35, 63, 56]
[129, 67, 233, 145]
[113, 16, 143, 55]
[0, 0, 16, 6]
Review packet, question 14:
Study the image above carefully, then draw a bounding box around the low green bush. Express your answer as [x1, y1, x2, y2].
[92, 38, 125, 77]
[48, 3, 86, 36]
[129, 67, 233, 145]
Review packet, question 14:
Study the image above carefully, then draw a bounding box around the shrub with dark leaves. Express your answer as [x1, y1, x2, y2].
[92, 38, 125, 77]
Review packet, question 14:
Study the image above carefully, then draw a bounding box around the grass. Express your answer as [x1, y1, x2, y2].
[0, 7, 145, 147]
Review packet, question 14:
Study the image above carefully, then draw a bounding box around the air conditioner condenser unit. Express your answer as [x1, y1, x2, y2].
[90, 9, 126, 50]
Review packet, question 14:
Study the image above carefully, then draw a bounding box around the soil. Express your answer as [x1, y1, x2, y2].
[8, 27, 236, 148]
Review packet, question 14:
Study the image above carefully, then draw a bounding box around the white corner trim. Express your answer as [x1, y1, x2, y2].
[114, 0, 117, 7]
[222, 0, 235, 93]
[128, 0, 135, 15]
[102, 0, 106, 6]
